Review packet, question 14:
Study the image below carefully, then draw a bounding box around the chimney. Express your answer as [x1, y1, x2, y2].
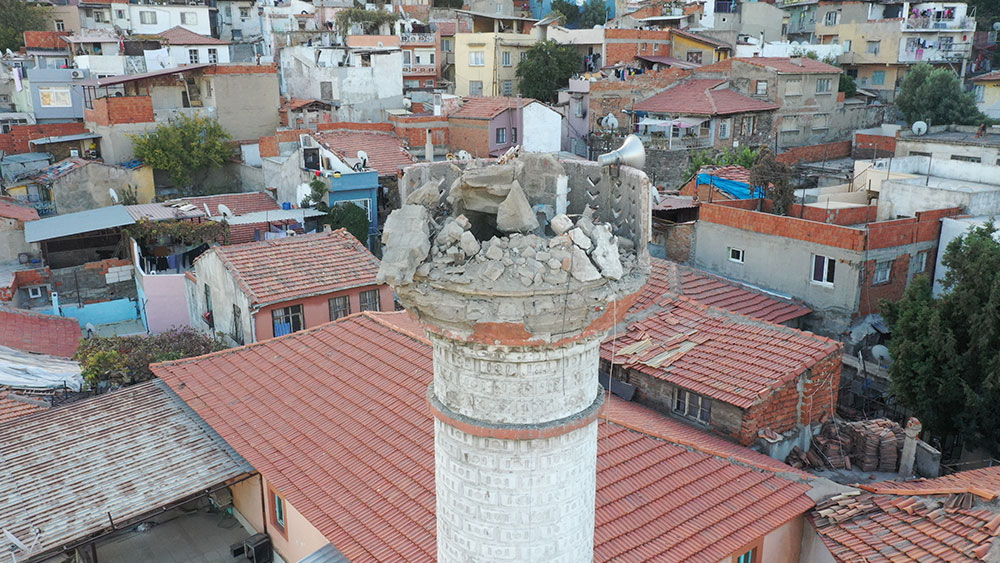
[898, 417, 922, 478]
[425, 128, 434, 162]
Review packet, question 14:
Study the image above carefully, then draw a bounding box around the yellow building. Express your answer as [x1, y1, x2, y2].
[454, 32, 539, 97]
[670, 28, 731, 65]
[973, 71, 1000, 119]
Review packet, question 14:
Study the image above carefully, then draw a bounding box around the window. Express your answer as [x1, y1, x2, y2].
[974, 84, 985, 102]
[140, 11, 156, 24]
[181, 12, 197, 24]
[403, 50, 412, 65]
[674, 389, 711, 424]
[335, 198, 372, 222]
[511, 127, 517, 143]
[909, 150, 931, 158]
[38, 87, 72, 108]
[719, 118, 731, 139]
[741, 115, 756, 136]
[502, 79, 513, 96]
[271, 491, 286, 530]
[469, 51, 484, 66]
[425, 79, 435, 87]
[116, 9, 124, 19]
[728, 247, 744, 263]
[755, 80, 768, 96]
[208, 48, 218, 63]
[93, 10, 106, 22]
[359, 289, 381, 312]
[469, 80, 483, 96]
[873, 260, 892, 285]
[574, 100, 585, 118]
[914, 251, 928, 273]
[686, 51, 702, 64]
[189, 49, 200, 64]
[441, 38, 453, 52]
[939, 36, 954, 53]
[404, 79, 420, 89]
[951, 154, 981, 163]
[27, 286, 43, 299]
[520, 51, 527, 62]
[871, 70, 886, 86]
[812, 113, 830, 130]
[496, 127, 507, 144]
[816, 78, 832, 93]
[735, 547, 759, 563]
[812, 254, 836, 285]
[785, 78, 802, 96]
[54, 20, 65, 31]
[272, 304, 304, 337]
[239, 6, 250, 17]
[502, 51, 512, 66]
[866, 41, 880, 55]
[329, 295, 351, 320]
[824, 10, 839, 25]
[231, 304, 243, 345]
[232, 29, 242, 40]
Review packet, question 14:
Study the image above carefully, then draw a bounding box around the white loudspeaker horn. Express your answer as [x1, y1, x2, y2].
[597, 134, 645, 170]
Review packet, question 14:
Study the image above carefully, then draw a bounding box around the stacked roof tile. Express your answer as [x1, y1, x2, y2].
[204, 229, 382, 306]
[170, 192, 281, 216]
[0, 389, 49, 423]
[606, 295, 836, 408]
[0, 308, 81, 358]
[312, 130, 416, 176]
[154, 311, 814, 563]
[634, 79, 780, 116]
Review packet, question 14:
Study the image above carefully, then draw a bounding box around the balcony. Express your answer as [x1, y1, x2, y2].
[400, 33, 435, 45]
[903, 16, 975, 32]
[402, 64, 436, 76]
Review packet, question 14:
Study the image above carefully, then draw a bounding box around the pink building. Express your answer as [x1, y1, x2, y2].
[187, 229, 392, 345]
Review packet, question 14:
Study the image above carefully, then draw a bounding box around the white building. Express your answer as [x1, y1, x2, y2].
[143, 27, 232, 71]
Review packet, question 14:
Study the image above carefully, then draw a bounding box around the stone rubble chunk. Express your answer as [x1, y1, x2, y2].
[485, 243, 504, 261]
[455, 214, 472, 230]
[415, 263, 432, 278]
[617, 237, 635, 253]
[569, 247, 601, 282]
[496, 180, 540, 233]
[533, 271, 544, 285]
[548, 234, 571, 249]
[543, 269, 569, 284]
[522, 246, 536, 260]
[590, 224, 623, 280]
[461, 163, 515, 188]
[568, 228, 592, 252]
[520, 274, 534, 287]
[405, 177, 444, 207]
[546, 258, 562, 270]
[490, 236, 508, 249]
[550, 214, 573, 235]
[459, 231, 481, 256]
[446, 245, 465, 263]
[376, 205, 431, 285]
[434, 219, 466, 248]
[483, 261, 504, 281]
[536, 251, 551, 262]
[575, 213, 595, 238]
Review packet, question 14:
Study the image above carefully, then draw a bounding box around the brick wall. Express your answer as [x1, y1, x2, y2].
[699, 201, 868, 251]
[588, 69, 691, 132]
[389, 114, 449, 147]
[679, 175, 738, 202]
[777, 140, 852, 165]
[85, 96, 155, 126]
[316, 122, 394, 133]
[258, 136, 279, 158]
[790, 203, 879, 226]
[447, 118, 489, 156]
[205, 63, 278, 75]
[854, 133, 896, 160]
[604, 29, 672, 66]
[0, 122, 88, 155]
[858, 255, 912, 317]
[866, 207, 962, 250]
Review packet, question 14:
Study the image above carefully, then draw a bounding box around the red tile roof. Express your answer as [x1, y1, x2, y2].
[634, 79, 780, 116]
[23, 31, 70, 51]
[283, 97, 331, 111]
[451, 96, 535, 119]
[0, 390, 49, 424]
[155, 311, 814, 563]
[435, 21, 456, 35]
[206, 229, 382, 306]
[171, 192, 280, 216]
[694, 58, 732, 73]
[860, 466, 1000, 496]
[0, 196, 39, 222]
[972, 70, 1000, 82]
[811, 470, 1000, 563]
[700, 164, 752, 183]
[0, 309, 81, 358]
[605, 295, 837, 409]
[630, 258, 811, 324]
[156, 26, 230, 45]
[736, 57, 842, 75]
[311, 130, 416, 176]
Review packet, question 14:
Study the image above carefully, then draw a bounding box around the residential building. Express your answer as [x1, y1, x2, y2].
[972, 70, 1000, 118]
[454, 32, 538, 97]
[22, 31, 71, 69]
[602, 28, 671, 67]
[435, 20, 459, 86]
[62, 31, 125, 77]
[0, 121, 91, 157]
[859, 155, 1000, 220]
[447, 96, 561, 157]
[781, 0, 820, 43]
[82, 64, 280, 164]
[279, 97, 333, 129]
[188, 229, 391, 344]
[669, 28, 732, 65]
[0, 197, 40, 264]
[699, 0, 786, 50]
[633, 78, 780, 151]
[148, 27, 232, 70]
[22, 66, 90, 123]
[122, 1, 214, 36]
[216, 0, 263, 44]
[5, 157, 153, 216]
[586, 67, 691, 135]
[547, 26, 606, 68]
[279, 45, 404, 122]
[692, 198, 962, 335]
[400, 31, 441, 91]
[154, 310, 817, 563]
[557, 78, 591, 157]
[895, 123, 1000, 164]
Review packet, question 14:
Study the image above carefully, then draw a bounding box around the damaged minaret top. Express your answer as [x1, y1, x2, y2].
[378, 150, 651, 344]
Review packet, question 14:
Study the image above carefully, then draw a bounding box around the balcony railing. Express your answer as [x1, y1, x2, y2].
[402, 64, 436, 75]
[400, 33, 435, 44]
[903, 16, 975, 31]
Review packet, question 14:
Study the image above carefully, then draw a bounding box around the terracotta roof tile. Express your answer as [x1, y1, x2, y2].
[0, 197, 39, 222]
[155, 311, 814, 563]
[451, 96, 535, 119]
[606, 292, 835, 409]
[694, 58, 732, 73]
[736, 57, 842, 75]
[170, 192, 281, 216]
[207, 229, 382, 306]
[0, 309, 81, 358]
[311, 130, 416, 176]
[634, 79, 780, 116]
[23, 31, 70, 51]
[0, 390, 49, 424]
[156, 26, 230, 45]
[630, 258, 811, 324]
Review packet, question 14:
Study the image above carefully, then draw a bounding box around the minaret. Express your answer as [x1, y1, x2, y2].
[379, 152, 650, 562]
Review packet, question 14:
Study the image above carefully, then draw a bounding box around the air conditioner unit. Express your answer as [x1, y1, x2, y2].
[229, 533, 272, 563]
[70, 69, 85, 79]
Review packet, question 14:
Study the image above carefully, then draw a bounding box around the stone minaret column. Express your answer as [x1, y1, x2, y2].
[379, 154, 650, 563]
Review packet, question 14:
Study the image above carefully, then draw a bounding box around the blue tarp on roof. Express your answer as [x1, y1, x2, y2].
[696, 172, 764, 200]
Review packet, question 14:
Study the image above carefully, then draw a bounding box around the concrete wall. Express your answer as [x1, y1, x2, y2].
[252, 283, 394, 340]
[137, 270, 192, 333]
[45, 297, 140, 328]
[261, 476, 329, 563]
[127, 5, 213, 35]
[167, 45, 232, 67]
[0, 218, 39, 263]
[878, 179, 1000, 220]
[52, 162, 153, 215]
[212, 72, 280, 141]
[87, 121, 156, 165]
[762, 516, 804, 563]
[521, 102, 561, 153]
[453, 32, 536, 97]
[799, 521, 838, 563]
[230, 474, 266, 534]
[192, 250, 256, 344]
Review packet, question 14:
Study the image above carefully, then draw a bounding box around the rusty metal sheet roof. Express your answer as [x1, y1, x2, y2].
[0, 379, 251, 560]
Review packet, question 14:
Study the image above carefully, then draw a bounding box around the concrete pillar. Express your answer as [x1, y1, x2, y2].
[898, 417, 922, 479]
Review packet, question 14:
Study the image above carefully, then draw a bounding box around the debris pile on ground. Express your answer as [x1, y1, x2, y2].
[785, 418, 905, 472]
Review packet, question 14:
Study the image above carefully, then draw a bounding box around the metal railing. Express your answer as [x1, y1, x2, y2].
[903, 16, 975, 31]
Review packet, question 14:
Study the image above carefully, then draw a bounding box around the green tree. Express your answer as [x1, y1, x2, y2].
[549, 0, 580, 26]
[302, 177, 330, 209]
[0, 0, 47, 53]
[683, 146, 759, 182]
[839, 73, 857, 98]
[579, 0, 607, 28]
[895, 62, 990, 126]
[335, 7, 399, 34]
[749, 147, 794, 215]
[76, 327, 225, 388]
[131, 113, 234, 189]
[882, 223, 1000, 452]
[323, 202, 371, 245]
[516, 40, 581, 103]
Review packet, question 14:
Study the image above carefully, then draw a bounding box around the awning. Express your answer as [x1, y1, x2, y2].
[25, 205, 135, 243]
[28, 132, 102, 145]
[638, 116, 708, 129]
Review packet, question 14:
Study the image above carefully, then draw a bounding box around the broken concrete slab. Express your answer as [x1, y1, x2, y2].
[496, 180, 539, 233]
[461, 163, 515, 188]
[434, 218, 466, 248]
[405, 177, 445, 207]
[590, 224, 623, 280]
[568, 228, 592, 252]
[550, 214, 573, 235]
[459, 231, 481, 256]
[569, 246, 601, 282]
[377, 205, 431, 285]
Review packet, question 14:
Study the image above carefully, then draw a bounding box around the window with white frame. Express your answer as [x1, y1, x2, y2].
[496, 127, 507, 144]
[914, 250, 928, 273]
[27, 286, 43, 299]
[239, 6, 250, 17]
[816, 78, 832, 93]
[469, 80, 483, 96]
[824, 10, 839, 25]
[811, 254, 836, 285]
[140, 11, 156, 24]
[502, 51, 512, 66]
[189, 49, 199, 64]
[329, 295, 350, 320]
[469, 51, 484, 66]
[93, 10, 106, 22]
[575, 100, 584, 117]
[116, 9, 124, 19]
[181, 12, 197, 24]
[520, 51, 527, 62]
[741, 115, 756, 136]
[359, 289, 381, 312]
[719, 117, 731, 139]
[208, 48, 218, 63]
[812, 113, 830, 130]
[54, 20, 65, 31]
[866, 41, 880, 55]
[272, 304, 304, 337]
[873, 260, 892, 284]
[755, 80, 768, 96]
[974, 84, 985, 102]
[335, 198, 371, 222]
[728, 247, 745, 263]
[674, 389, 711, 424]
[403, 50, 412, 65]
[502, 79, 513, 96]
[511, 127, 517, 143]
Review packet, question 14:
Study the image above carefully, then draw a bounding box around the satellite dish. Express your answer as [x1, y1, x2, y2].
[109, 188, 119, 203]
[357, 150, 369, 168]
[456, 150, 472, 161]
[871, 345, 892, 366]
[403, 98, 412, 109]
[993, 22, 1000, 32]
[217, 203, 234, 218]
[912, 121, 928, 136]
[601, 113, 619, 130]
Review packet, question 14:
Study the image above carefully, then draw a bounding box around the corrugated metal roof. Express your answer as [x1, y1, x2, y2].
[24, 205, 135, 242]
[0, 379, 251, 560]
[299, 543, 350, 563]
[28, 132, 102, 145]
[125, 202, 206, 222]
